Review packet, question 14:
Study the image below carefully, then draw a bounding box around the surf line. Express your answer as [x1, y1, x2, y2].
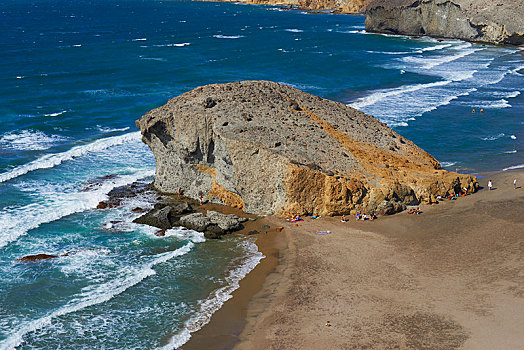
[0, 243, 194, 350]
[0, 132, 141, 184]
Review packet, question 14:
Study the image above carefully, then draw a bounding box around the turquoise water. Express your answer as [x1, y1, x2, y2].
[0, 0, 522, 348]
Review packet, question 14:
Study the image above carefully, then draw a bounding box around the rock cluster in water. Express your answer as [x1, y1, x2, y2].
[366, 0, 524, 45]
[136, 81, 478, 217]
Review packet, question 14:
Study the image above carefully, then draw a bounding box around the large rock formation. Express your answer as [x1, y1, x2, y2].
[195, 0, 373, 14]
[136, 81, 477, 217]
[366, 0, 524, 45]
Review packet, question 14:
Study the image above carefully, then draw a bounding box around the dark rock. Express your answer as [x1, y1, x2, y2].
[133, 206, 174, 229]
[203, 97, 217, 108]
[261, 225, 270, 229]
[206, 211, 243, 232]
[179, 213, 211, 232]
[375, 200, 406, 216]
[131, 207, 148, 213]
[107, 181, 149, 199]
[247, 230, 259, 235]
[170, 202, 193, 215]
[18, 254, 58, 261]
[96, 200, 121, 209]
[155, 229, 166, 237]
[82, 174, 118, 191]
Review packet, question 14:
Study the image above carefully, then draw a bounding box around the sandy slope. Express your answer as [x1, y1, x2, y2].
[234, 170, 523, 349]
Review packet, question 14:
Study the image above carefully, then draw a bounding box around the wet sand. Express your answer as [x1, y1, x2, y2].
[184, 170, 524, 349]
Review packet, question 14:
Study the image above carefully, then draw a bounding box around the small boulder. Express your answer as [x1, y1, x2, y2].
[170, 202, 193, 215]
[206, 211, 243, 232]
[18, 254, 58, 261]
[133, 206, 173, 229]
[179, 213, 211, 232]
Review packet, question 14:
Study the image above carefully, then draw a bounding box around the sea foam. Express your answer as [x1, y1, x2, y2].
[0, 169, 154, 249]
[0, 132, 141, 183]
[159, 239, 263, 349]
[0, 243, 193, 350]
[0, 130, 67, 151]
[213, 34, 245, 39]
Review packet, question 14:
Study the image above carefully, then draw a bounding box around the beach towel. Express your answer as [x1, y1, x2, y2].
[316, 230, 331, 235]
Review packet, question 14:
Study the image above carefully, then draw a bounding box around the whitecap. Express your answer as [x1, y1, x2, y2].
[0, 169, 154, 249]
[349, 80, 451, 110]
[402, 47, 481, 70]
[96, 125, 130, 133]
[440, 161, 457, 167]
[504, 150, 517, 154]
[73, 44, 82, 47]
[212, 35, 245, 39]
[505, 91, 521, 99]
[0, 243, 193, 350]
[159, 240, 263, 349]
[503, 164, 524, 171]
[16, 76, 24, 79]
[417, 44, 452, 52]
[132, 38, 147, 41]
[0, 131, 141, 183]
[140, 57, 167, 61]
[0, 130, 67, 151]
[163, 228, 206, 243]
[43, 110, 67, 117]
[510, 135, 517, 140]
[284, 29, 303, 33]
[482, 99, 511, 109]
[481, 133, 505, 141]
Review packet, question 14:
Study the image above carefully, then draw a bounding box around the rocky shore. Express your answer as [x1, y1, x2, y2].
[366, 0, 524, 45]
[136, 81, 477, 218]
[193, 0, 373, 14]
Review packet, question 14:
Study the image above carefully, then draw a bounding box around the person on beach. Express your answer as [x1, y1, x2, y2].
[514, 178, 517, 189]
[198, 194, 203, 205]
[488, 180, 493, 191]
[341, 215, 347, 222]
[177, 187, 182, 198]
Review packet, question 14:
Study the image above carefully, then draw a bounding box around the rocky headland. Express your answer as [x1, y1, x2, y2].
[195, 0, 372, 14]
[366, 0, 524, 45]
[136, 81, 477, 218]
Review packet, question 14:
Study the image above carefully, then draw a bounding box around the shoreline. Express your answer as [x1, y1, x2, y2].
[183, 169, 524, 349]
[181, 216, 289, 350]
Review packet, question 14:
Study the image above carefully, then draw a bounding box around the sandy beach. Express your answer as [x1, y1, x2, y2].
[184, 169, 524, 349]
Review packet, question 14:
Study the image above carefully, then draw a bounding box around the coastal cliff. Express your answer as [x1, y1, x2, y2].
[136, 81, 477, 217]
[198, 0, 373, 14]
[366, 0, 524, 45]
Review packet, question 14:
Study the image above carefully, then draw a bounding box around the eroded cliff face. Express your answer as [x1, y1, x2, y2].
[203, 0, 372, 14]
[136, 81, 477, 217]
[366, 0, 524, 45]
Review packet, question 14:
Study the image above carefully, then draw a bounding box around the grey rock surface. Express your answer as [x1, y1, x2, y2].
[366, 0, 524, 45]
[133, 206, 174, 230]
[136, 81, 477, 217]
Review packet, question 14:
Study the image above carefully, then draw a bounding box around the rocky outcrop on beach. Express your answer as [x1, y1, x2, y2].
[366, 0, 524, 45]
[136, 81, 478, 217]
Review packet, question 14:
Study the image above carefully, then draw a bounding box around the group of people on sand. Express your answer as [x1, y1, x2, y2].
[408, 207, 422, 215]
[288, 215, 303, 223]
[351, 212, 376, 221]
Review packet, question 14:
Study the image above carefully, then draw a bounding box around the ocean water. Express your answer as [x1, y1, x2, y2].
[0, 0, 522, 348]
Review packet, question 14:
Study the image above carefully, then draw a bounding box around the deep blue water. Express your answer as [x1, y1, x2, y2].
[0, 0, 522, 348]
